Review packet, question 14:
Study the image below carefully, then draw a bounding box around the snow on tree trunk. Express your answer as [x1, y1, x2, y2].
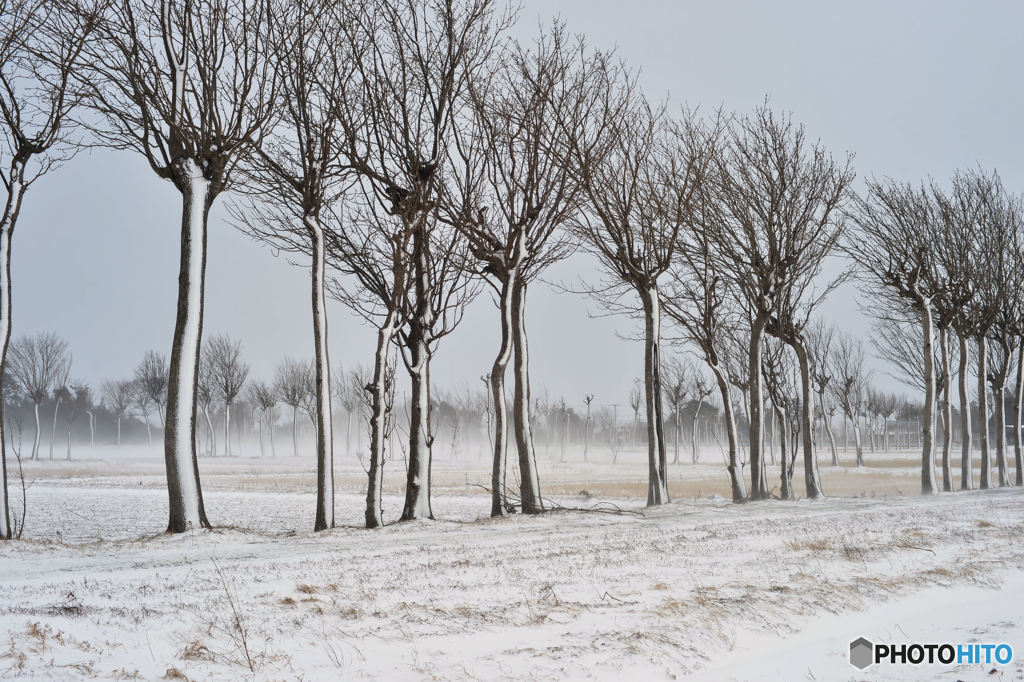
[640, 285, 668, 506]
[747, 316, 770, 499]
[820, 391, 839, 466]
[977, 335, 991, 490]
[777, 405, 791, 500]
[993, 372, 1010, 488]
[489, 277, 514, 518]
[1014, 342, 1024, 487]
[401, 321, 433, 521]
[309, 219, 334, 531]
[31, 402, 40, 461]
[794, 341, 823, 499]
[939, 325, 952, 491]
[712, 365, 747, 502]
[224, 404, 231, 456]
[691, 401, 700, 464]
[919, 303, 938, 495]
[203, 406, 216, 456]
[66, 425, 71, 461]
[144, 408, 152, 446]
[291, 405, 298, 457]
[365, 318, 396, 529]
[850, 407, 864, 466]
[511, 281, 542, 514]
[49, 399, 60, 460]
[163, 159, 211, 533]
[0, 190, 16, 539]
[958, 331, 973, 490]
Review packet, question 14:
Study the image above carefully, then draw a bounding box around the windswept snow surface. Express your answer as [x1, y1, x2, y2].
[1, 451, 1023, 680]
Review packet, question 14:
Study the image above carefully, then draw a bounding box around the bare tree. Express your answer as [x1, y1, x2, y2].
[829, 332, 871, 467]
[204, 334, 249, 457]
[101, 379, 133, 447]
[661, 357, 689, 465]
[131, 379, 154, 446]
[61, 381, 88, 460]
[583, 393, 594, 461]
[197, 353, 215, 456]
[47, 357, 71, 459]
[76, 0, 278, 532]
[806, 319, 840, 467]
[248, 381, 276, 458]
[447, 24, 600, 515]
[326, 0, 506, 527]
[572, 92, 717, 506]
[275, 357, 311, 459]
[847, 179, 945, 494]
[0, 0, 95, 539]
[234, 0, 362, 531]
[7, 332, 70, 461]
[689, 368, 714, 465]
[134, 350, 168, 428]
[706, 103, 853, 500]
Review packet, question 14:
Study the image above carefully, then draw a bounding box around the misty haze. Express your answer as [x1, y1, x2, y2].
[2, 0, 1024, 680]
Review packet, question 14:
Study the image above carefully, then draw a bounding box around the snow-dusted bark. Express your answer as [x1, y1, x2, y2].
[30, 401, 39, 458]
[776, 404, 792, 500]
[819, 392, 839, 466]
[690, 401, 701, 464]
[939, 325, 953, 492]
[401, 323, 433, 521]
[640, 285, 668, 507]
[977, 336, 991, 490]
[49, 398, 60, 460]
[223, 405, 231, 456]
[747, 316, 770, 499]
[163, 159, 211, 533]
[511, 281, 542, 514]
[1015, 343, 1024, 487]
[710, 364, 747, 502]
[958, 332, 973, 490]
[919, 304, 938, 495]
[794, 341, 823, 499]
[489, 277, 514, 518]
[309, 219, 334, 531]
[365, 319, 396, 529]
[0, 176, 16, 539]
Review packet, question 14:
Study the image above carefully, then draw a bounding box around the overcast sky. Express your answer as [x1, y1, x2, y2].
[11, 0, 1024, 409]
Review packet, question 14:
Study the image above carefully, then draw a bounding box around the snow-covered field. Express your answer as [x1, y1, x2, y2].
[2, 447, 1023, 680]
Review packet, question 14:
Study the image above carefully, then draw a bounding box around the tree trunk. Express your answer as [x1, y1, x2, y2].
[977, 335, 991, 490]
[673, 403, 680, 465]
[116, 416, 121, 448]
[793, 341, 823, 499]
[163, 160, 212, 533]
[49, 399, 60, 460]
[366, 322, 397, 529]
[401, 316, 434, 522]
[748, 315, 770, 499]
[849, 406, 864, 466]
[958, 331, 973, 489]
[0, 160, 25, 539]
[489, 277, 514, 518]
[203, 406, 216, 456]
[777, 405, 791, 500]
[939, 325, 952, 491]
[143, 408, 152, 446]
[66, 423, 71, 461]
[918, 302, 938, 495]
[820, 391, 839, 466]
[511, 281, 543, 514]
[87, 411, 94, 448]
[223, 404, 231, 456]
[1014, 341, 1023, 487]
[993, 367, 1011, 488]
[291, 405, 298, 457]
[309, 220, 334, 531]
[640, 285, 668, 506]
[691, 401, 701, 464]
[257, 410, 265, 457]
[712, 365, 747, 502]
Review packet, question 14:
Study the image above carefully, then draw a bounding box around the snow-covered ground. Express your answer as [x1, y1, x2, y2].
[2, 447, 1023, 680]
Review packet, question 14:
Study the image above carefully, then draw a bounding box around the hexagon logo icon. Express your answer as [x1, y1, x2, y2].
[850, 637, 874, 669]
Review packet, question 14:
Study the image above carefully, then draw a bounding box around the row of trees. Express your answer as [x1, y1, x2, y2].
[2, 0, 1021, 539]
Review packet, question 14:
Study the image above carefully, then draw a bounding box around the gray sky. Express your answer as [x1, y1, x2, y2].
[11, 0, 1024, 408]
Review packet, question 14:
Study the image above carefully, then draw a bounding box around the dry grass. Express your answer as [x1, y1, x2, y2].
[784, 538, 832, 552]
